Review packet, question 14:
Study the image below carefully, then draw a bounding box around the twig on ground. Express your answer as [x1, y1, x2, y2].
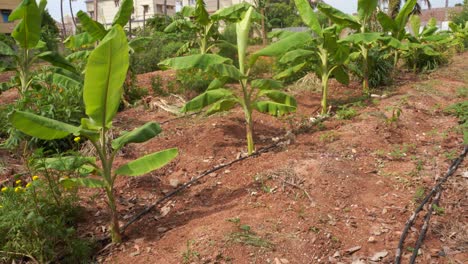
[282, 179, 315, 206]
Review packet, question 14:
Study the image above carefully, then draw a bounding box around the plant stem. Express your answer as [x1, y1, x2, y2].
[319, 47, 329, 115]
[245, 109, 254, 155]
[361, 44, 370, 96]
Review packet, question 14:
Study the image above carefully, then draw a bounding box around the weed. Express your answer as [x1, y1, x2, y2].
[308, 226, 320, 233]
[385, 105, 402, 125]
[455, 87, 467, 98]
[443, 150, 458, 160]
[320, 131, 340, 143]
[227, 218, 273, 248]
[432, 204, 445, 215]
[336, 105, 358, 120]
[389, 144, 415, 160]
[182, 240, 200, 264]
[151, 75, 168, 96]
[414, 187, 425, 203]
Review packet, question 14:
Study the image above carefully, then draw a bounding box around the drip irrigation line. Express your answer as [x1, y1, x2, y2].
[409, 190, 442, 264]
[121, 142, 281, 232]
[395, 146, 467, 264]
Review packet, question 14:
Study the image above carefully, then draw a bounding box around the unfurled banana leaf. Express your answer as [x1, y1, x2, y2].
[159, 54, 232, 71]
[77, 11, 107, 40]
[112, 122, 162, 150]
[182, 88, 234, 112]
[115, 148, 178, 176]
[253, 101, 296, 116]
[112, 0, 133, 27]
[206, 98, 239, 115]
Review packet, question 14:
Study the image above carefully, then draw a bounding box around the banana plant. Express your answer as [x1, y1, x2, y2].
[250, 0, 349, 115]
[377, 0, 418, 66]
[160, 6, 296, 155]
[10, 25, 178, 243]
[0, 0, 78, 97]
[164, 0, 255, 55]
[402, 16, 453, 72]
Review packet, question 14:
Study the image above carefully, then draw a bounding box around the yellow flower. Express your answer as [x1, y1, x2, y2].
[26, 183, 32, 188]
[1, 187, 7, 192]
[15, 180, 22, 185]
[0, 205, 3, 209]
[32, 175, 39, 181]
[14, 187, 23, 193]
[74, 137, 81, 143]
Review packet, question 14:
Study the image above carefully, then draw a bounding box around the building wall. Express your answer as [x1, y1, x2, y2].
[85, 0, 177, 28]
[0, 0, 21, 34]
[181, 0, 254, 12]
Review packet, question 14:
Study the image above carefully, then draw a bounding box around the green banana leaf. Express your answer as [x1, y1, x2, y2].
[377, 12, 397, 33]
[258, 90, 297, 106]
[182, 88, 234, 112]
[37, 51, 77, 73]
[83, 25, 129, 128]
[340, 32, 383, 44]
[253, 101, 296, 116]
[112, 0, 133, 26]
[64, 32, 97, 49]
[295, 0, 322, 34]
[9, 0, 44, 49]
[211, 2, 253, 22]
[206, 98, 239, 115]
[10, 110, 81, 140]
[159, 54, 232, 71]
[236, 6, 254, 74]
[252, 32, 312, 65]
[112, 122, 162, 150]
[208, 63, 245, 80]
[77, 11, 107, 40]
[251, 79, 283, 90]
[357, 0, 378, 22]
[194, 0, 210, 25]
[410, 15, 421, 38]
[318, 2, 360, 30]
[274, 62, 307, 80]
[0, 41, 15, 56]
[279, 49, 315, 64]
[115, 148, 178, 176]
[60, 178, 105, 188]
[395, 0, 417, 31]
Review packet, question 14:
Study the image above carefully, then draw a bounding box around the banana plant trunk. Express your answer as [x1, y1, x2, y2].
[319, 47, 329, 115]
[245, 110, 255, 155]
[361, 45, 370, 96]
[260, 8, 267, 45]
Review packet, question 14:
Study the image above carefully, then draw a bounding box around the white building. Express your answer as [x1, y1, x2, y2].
[180, 0, 254, 12]
[85, 0, 177, 28]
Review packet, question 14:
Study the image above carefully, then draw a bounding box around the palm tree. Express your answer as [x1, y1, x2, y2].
[60, 0, 67, 38]
[385, 0, 432, 18]
[69, 0, 77, 31]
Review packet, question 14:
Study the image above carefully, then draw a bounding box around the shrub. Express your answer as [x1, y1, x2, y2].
[176, 69, 215, 95]
[1, 70, 85, 152]
[0, 152, 93, 263]
[349, 48, 394, 88]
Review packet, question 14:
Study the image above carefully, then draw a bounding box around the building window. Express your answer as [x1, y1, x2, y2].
[89, 11, 94, 18]
[1, 10, 12, 23]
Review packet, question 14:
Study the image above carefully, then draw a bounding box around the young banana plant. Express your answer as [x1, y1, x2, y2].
[10, 25, 178, 244]
[0, 0, 77, 97]
[160, 5, 296, 155]
[251, 0, 350, 115]
[377, 0, 418, 67]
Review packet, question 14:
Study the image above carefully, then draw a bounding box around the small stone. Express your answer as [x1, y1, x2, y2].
[280, 258, 289, 264]
[333, 251, 341, 258]
[274, 258, 282, 264]
[369, 250, 388, 262]
[345, 246, 361, 255]
[224, 169, 231, 174]
[157, 227, 168, 233]
[368, 236, 376, 243]
[134, 238, 144, 244]
[169, 179, 180, 188]
[209, 172, 218, 177]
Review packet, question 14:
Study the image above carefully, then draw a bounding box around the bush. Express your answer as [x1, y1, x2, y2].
[1, 69, 85, 152]
[176, 69, 216, 95]
[349, 48, 394, 88]
[130, 32, 188, 74]
[0, 152, 93, 263]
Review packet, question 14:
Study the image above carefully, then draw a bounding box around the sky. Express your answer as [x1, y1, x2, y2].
[46, 0, 464, 21]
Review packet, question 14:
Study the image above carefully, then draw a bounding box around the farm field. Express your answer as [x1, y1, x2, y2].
[1, 0, 467, 263]
[3, 52, 466, 263]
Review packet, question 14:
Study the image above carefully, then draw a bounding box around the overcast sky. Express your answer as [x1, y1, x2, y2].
[46, 0, 464, 21]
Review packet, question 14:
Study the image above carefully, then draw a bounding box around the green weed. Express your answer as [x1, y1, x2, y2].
[336, 105, 358, 120]
[319, 131, 340, 143]
[182, 240, 200, 264]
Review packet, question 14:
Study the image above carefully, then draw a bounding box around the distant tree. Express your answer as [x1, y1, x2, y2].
[451, 0, 468, 24]
[41, 9, 61, 52]
[386, 0, 432, 18]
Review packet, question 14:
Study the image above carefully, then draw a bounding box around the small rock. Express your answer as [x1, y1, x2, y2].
[209, 172, 218, 177]
[274, 258, 282, 264]
[216, 181, 222, 185]
[333, 251, 341, 258]
[224, 169, 231, 174]
[368, 236, 376, 243]
[134, 238, 144, 244]
[345, 246, 362, 255]
[369, 250, 388, 262]
[157, 227, 168, 233]
[169, 178, 180, 187]
[280, 258, 289, 264]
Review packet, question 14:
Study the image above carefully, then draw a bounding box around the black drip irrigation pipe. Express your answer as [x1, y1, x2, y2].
[121, 142, 281, 232]
[395, 146, 467, 264]
[159, 112, 201, 125]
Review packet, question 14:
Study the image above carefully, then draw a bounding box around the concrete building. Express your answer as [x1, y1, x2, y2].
[0, 0, 21, 34]
[180, 0, 254, 13]
[85, 0, 177, 28]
